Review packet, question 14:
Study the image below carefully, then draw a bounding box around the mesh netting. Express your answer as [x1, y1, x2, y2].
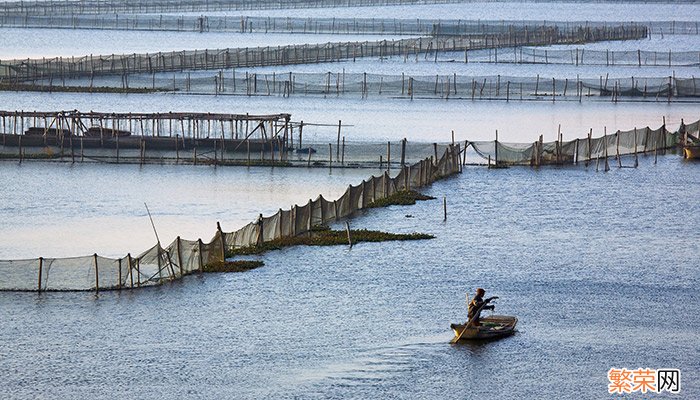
[469, 122, 687, 167]
[0, 24, 646, 83]
[0, 143, 462, 291]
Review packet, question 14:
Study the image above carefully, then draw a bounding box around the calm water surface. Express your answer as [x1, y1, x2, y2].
[1, 1, 698, 398]
[0, 90, 694, 143]
[1, 155, 698, 399]
[0, 162, 373, 259]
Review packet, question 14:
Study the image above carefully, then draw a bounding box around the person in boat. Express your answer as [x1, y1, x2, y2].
[468, 288, 497, 327]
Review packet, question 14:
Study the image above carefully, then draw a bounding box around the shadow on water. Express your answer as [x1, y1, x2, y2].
[451, 331, 519, 353]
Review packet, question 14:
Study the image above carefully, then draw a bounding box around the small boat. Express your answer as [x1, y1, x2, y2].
[683, 144, 700, 159]
[450, 315, 518, 341]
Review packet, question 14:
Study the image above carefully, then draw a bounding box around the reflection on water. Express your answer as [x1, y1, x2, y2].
[0, 2, 698, 398]
[0, 154, 698, 399]
[0, 162, 374, 258]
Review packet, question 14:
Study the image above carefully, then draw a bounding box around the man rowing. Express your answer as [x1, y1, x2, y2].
[468, 288, 498, 327]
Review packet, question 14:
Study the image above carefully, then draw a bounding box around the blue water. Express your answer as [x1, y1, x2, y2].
[1, 155, 698, 399]
[1, 1, 699, 398]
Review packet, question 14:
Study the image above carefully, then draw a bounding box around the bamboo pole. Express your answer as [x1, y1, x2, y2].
[443, 196, 447, 221]
[176, 236, 184, 276]
[128, 254, 134, 289]
[336, 120, 342, 159]
[197, 239, 204, 273]
[93, 253, 99, 293]
[401, 138, 406, 166]
[217, 221, 226, 262]
[37, 257, 43, 292]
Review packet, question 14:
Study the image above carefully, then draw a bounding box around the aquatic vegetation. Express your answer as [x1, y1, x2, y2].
[227, 226, 433, 257]
[365, 189, 435, 208]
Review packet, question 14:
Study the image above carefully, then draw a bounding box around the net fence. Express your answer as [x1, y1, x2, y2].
[0, 143, 462, 291]
[0, 14, 661, 36]
[16, 70, 697, 101]
[0, 24, 647, 82]
[467, 120, 696, 167]
[0, 110, 457, 167]
[460, 47, 700, 67]
[0, 0, 472, 15]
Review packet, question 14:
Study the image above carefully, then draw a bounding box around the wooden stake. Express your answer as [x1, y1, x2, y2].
[345, 221, 352, 247]
[37, 257, 43, 292]
[197, 239, 204, 273]
[400, 138, 407, 166]
[128, 254, 134, 288]
[93, 253, 99, 293]
[443, 196, 447, 221]
[336, 120, 342, 159]
[217, 221, 226, 262]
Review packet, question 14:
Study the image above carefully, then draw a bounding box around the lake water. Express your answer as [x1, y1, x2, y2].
[1, 155, 698, 399]
[1, 1, 699, 398]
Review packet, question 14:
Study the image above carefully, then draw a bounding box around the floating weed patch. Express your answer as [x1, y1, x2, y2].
[365, 190, 435, 208]
[227, 226, 433, 257]
[204, 260, 264, 273]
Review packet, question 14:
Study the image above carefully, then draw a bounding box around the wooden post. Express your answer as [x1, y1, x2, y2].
[556, 125, 561, 164]
[298, 120, 303, 150]
[217, 221, 226, 262]
[336, 119, 341, 159]
[329, 143, 332, 167]
[387, 141, 391, 171]
[197, 239, 204, 273]
[463, 140, 469, 166]
[341, 136, 345, 165]
[586, 129, 592, 167]
[400, 138, 406, 166]
[632, 127, 639, 168]
[443, 196, 447, 221]
[176, 236, 184, 276]
[604, 127, 610, 172]
[93, 253, 99, 293]
[494, 130, 499, 166]
[128, 254, 134, 288]
[118, 258, 122, 289]
[257, 213, 264, 245]
[433, 143, 438, 164]
[616, 130, 622, 168]
[37, 257, 43, 292]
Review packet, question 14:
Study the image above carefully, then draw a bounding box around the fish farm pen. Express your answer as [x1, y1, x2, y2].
[0, 110, 693, 168]
[0, 0, 695, 18]
[0, 143, 463, 292]
[0, 117, 695, 292]
[0, 110, 297, 164]
[0, 109, 470, 167]
[0, 14, 667, 36]
[0, 23, 647, 83]
[0, 0, 475, 15]
[19, 70, 694, 102]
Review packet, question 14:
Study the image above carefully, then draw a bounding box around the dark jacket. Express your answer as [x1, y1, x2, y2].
[468, 294, 494, 320]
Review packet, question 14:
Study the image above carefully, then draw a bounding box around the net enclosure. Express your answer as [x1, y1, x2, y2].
[0, 143, 462, 292]
[0, 24, 647, 83]
[467, 120, 695, 167]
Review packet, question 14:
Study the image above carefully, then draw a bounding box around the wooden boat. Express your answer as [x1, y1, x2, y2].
[450, 315, 518, 341]
[683, 144, 700, 159]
